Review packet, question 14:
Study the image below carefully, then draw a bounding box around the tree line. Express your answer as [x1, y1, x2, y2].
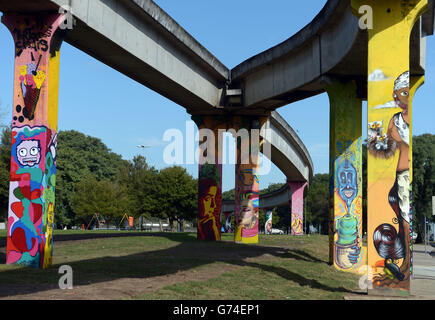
[0, 126, 433, 241]
[0, 128, 197, 229]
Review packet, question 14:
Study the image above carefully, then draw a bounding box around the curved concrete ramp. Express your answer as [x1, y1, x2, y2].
[263, 111, 313, 183]
[223, 111, 313, 212]
[231, 0, 431, 112]
[222, 183, 290, 212]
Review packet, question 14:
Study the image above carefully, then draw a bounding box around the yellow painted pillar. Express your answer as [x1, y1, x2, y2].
[326, 79, 365, 274]
[352, 0, 427, 295]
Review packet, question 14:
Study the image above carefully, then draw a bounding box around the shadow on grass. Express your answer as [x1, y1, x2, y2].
[0, 232, 353, 297]
[0, 231, 196, 248]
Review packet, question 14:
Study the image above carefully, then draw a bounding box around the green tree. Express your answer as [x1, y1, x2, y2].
[305, 173, 329, 234]
[0, 127, 11, 222]
[116, 155, 159, 219]
[55, 130, 125, 227]
[412, 134, 435, 242]
[153, 166, 197, 229]
[72, 175, 129, 226]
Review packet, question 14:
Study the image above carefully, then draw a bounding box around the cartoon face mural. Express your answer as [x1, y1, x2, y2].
[337, 160, 357, 210]
[16, 140, 41, 167]
[3, 13, 65, 269]
[7, 126, 56, 268]
[326, 78, 364, 274]
[333, 145, 363, 271]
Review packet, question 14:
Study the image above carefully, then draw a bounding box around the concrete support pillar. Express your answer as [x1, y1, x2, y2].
[352, 0, 427, 295]
[3, 13, 66, 268]
[193, 116, 224, 241]
[264, 208, 273, 235]
[326, 79, 364, 274]
[233, 116, 266, 244]
[287, 182, 307, 236]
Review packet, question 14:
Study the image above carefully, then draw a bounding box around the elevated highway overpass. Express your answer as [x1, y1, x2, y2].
[1, 1, 433, 294]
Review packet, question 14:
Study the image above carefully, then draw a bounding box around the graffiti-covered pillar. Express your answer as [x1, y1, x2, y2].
[264, 208, 273, 235]
[352, 0, 427, 295]
[233, 116, 267, 244]
[287, 182, 307, 235]
[193, 115, 224, 241]
[3, 14, 66, 268]
[326, 79, 364, 274]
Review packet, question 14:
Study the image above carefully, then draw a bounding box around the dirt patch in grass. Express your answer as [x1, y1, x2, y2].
[0, 233, 360, 300]
[0, 262, 239, 300]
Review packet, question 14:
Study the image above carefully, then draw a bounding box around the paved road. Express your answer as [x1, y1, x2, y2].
[411, 244, 435, 298]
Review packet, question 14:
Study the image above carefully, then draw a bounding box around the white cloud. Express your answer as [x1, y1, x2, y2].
[373, 100, 398, 110]
[368, 69, 390, 82]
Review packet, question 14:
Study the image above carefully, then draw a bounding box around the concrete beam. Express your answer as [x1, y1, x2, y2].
[263, 111, 313, 183]
[0, 0, 230, 113]
[231, 0, 429, 110]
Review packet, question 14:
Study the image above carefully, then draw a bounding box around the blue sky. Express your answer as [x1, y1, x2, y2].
[0, 1, 434, 192]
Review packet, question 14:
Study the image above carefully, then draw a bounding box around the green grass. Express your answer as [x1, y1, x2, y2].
[0, 231, 360, 300]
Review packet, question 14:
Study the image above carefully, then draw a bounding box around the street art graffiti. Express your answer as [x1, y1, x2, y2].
[334, 157, 363, 271]
[354, 0, 428, 295]
[193, 115, 227, 241]
[19, 59, 46, 121]
[291, 213, 303, 235]
[7, 126, 56, 268]
[288, 182, 307, 236]
[232, 116, 266, 244]
[3, 13, 65, 268]
[326, 79, 364, 273]
[264, 210, 272, 235]
[235, 165, 260, 243]
[221, 211, 234, 233]
[197, 163, 222, 241]
[368, 71, 411, 286]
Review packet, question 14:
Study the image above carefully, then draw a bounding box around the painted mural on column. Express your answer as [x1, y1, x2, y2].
[197, 163, 222, 240]
[326, 79, 364, 274]
[193, 115, 226, 241]
[367, 71, 412, 287]
[3, 14, 64, 268]
[288, 182, 307, 236]
[234, 164, 260, 243]
[352, 0, 427, 294]
[333, 143, 364, 272]
[264, 210, 272, 235]
[233, 116, 266, 244]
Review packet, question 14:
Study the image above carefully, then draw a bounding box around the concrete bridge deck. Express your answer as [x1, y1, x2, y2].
[2, 0, 433, 117]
